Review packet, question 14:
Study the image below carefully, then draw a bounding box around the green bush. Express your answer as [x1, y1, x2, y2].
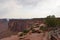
[32, 29, 36, 33]
[23, 29, 29, 33]
[19, 29, 30, 37]
[40, 26, 47, 31]
[45, 15, 56, 27]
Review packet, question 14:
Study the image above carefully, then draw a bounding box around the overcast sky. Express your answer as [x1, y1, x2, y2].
[0, 0, 60, 18]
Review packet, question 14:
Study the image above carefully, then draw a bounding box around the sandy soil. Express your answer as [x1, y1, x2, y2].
[0, 35, 19, 40]
[25, 32, 49, 40]
[0, 32, 49, 40]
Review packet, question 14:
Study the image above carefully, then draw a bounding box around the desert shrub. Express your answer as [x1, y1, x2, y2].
[45, 15, 57, 27]
[19, 29, 29, 37]
[32, 29, 36, 33]
[23, 29, 29, 33]
[40, 26, 47, 31]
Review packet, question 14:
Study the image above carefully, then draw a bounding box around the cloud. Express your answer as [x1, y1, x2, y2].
[0, 0, 60, 18]
[0, 0, 8, 3]
[17, 0, 40, 5]
[16, 0, 41, 8]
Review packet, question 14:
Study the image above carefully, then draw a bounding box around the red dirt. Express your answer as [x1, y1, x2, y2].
[0, 32, 49, 40]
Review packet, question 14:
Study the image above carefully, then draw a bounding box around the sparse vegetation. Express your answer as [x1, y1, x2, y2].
[45, 15, 57, 28]
[45, 15, 60, 31]
[40, 26, 47, 31]
[18, 29, 29, 37]
[32, 29, 36, 33]
[23, 29, 29, 33]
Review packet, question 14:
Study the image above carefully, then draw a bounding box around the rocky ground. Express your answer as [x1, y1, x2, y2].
[1, 25, 60, 40]
[0, 32, 49, 40]
[0, 35, 19, 40]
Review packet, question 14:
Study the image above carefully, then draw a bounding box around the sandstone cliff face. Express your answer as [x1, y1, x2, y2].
[0, 19, 8, 33]
[8, 18, 44, 32]
[8, 19, 27, 32]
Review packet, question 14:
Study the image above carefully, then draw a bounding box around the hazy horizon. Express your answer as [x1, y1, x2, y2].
[0, 0, 60, 18]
